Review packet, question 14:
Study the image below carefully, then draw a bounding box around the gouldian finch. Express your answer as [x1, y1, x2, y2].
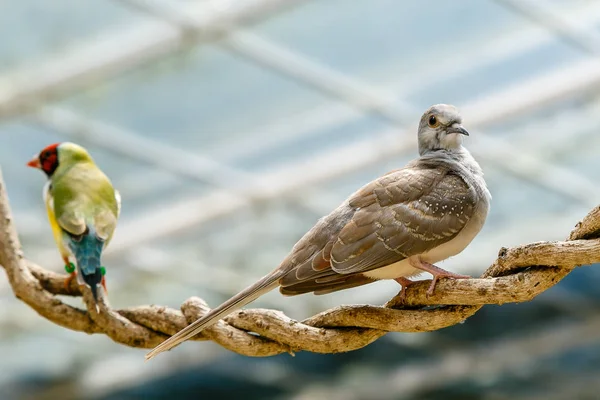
[146, 104, 491, 360]
[27, 142, 121, 309]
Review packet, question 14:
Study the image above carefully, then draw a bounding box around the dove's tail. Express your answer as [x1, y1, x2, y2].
[145, 270, 285, 360]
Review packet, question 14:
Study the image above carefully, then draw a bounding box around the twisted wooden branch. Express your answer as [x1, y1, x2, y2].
[1, 167, 599, 357]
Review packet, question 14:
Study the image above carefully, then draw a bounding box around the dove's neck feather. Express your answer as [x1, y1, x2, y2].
[420, 146, 491, 204]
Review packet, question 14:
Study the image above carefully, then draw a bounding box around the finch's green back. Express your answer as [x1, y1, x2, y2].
[50, 143, 119, 244]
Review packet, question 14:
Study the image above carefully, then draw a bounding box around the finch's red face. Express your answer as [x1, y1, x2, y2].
[27, 143, 60, 177]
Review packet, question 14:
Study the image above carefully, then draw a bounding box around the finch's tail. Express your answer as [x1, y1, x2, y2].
[68, 226, 105, 308]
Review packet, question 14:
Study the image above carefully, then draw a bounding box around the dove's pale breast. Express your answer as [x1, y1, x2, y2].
[363, 151, 491, 281]
[363, 197, 489, 280]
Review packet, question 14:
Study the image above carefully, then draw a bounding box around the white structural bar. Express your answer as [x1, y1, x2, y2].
[0, 0, 302, 118]
[121, 0, 413, 122]
[496, 0, 600, 54]
[33, 107, 302, 199]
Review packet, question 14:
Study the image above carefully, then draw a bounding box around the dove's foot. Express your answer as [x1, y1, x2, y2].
[394, 276, 416, 303]
[409, 259, 470, 296]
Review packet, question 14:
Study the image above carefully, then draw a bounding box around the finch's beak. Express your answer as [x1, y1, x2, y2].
[448, 124, 469, 136]
[27, 156, 41, 169]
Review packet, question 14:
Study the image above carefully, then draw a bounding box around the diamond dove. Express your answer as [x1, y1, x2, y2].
[146, 104, 491, 360]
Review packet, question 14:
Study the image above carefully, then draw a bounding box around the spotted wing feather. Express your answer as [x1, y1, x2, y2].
[279, 163, 477, 294]
[330, 166, 476, 274]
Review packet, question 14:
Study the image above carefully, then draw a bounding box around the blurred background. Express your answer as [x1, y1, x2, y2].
[0, 0, 599, 399]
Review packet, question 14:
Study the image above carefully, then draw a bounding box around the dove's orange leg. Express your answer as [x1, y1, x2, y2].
[409, 259, 470, 296]
[394, 276, 416, 302]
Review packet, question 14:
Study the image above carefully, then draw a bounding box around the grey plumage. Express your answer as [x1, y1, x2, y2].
[145, 104, 491, 360]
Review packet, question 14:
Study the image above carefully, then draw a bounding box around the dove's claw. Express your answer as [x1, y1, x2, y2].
[410, 259, 470, 296]
[394, 276, 416, 302]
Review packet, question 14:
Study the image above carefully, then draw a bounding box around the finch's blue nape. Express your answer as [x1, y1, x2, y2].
[64, 262, 75, 274]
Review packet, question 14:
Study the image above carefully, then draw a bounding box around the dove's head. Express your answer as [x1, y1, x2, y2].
[417, 104, 469, 155]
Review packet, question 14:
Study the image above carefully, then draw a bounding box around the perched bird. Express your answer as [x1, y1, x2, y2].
[27, 142, 121, 310]
[146, 104, 491, 360]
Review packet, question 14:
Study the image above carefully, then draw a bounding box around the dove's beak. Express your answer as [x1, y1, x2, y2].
[448, 124, 469, 136]
[27, 156, 41, 168]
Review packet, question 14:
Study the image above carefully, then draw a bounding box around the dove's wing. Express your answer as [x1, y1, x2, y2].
[279, 163, 477, 294]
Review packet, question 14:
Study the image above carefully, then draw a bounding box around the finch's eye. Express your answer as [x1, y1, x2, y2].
[428, 115, 438, 127]
[43, 151, 51, 158]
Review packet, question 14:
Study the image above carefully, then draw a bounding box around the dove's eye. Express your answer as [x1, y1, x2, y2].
[428, 115, 438, 127]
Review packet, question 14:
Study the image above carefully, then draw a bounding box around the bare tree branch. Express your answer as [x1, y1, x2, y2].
[1, 167, 599, 357]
